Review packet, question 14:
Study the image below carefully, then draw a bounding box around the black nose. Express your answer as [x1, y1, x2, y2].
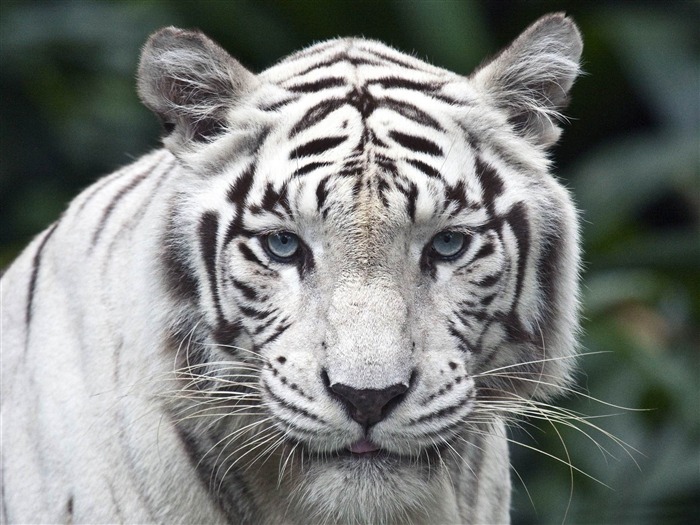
[328, 381, 409, 428]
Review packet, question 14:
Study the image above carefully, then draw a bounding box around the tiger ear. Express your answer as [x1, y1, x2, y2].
[471, 13, 583, 148]
[137, 27, 256, 148]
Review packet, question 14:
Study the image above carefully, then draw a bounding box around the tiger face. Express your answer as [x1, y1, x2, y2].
[138, 14, 582, 523]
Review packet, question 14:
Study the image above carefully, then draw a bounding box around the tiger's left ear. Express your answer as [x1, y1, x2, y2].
[471, 13, 583, 148]
[138, 27, 257, 149]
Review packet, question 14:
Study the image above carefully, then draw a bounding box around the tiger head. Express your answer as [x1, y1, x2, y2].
[138, 14, 582, 523]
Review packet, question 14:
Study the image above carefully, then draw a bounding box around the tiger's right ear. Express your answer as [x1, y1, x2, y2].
[137, 27, 256, 148]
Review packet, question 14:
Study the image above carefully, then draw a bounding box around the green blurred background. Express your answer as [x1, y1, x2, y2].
[1, 1, 698, 523]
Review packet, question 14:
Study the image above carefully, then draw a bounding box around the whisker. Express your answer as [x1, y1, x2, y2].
[473, 350, 609, 379]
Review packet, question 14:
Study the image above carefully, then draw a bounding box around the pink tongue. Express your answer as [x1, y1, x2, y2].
[348, 439, 380, 454]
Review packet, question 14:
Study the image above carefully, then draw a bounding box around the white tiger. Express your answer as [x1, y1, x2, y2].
[1, 13, 582, 525]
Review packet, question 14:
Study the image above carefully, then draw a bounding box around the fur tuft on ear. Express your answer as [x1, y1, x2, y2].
[137, 27, 256, 146]
[471, 13, 583, 147]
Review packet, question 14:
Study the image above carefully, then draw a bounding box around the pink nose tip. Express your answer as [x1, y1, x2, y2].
[347, 439, 380, 454]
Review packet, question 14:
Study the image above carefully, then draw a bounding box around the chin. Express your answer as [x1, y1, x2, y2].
[288, 450, 448, 525]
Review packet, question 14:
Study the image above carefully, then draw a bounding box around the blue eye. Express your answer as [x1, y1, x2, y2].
[431, 231, 466, 259]
[265, 232, 300, 261]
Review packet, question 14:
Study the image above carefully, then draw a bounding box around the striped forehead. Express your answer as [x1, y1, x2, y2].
[240, 40, 490, 223]
[261, 37, 453, 86]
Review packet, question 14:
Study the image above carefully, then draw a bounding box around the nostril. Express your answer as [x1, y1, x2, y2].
[326, 379, 409, 428]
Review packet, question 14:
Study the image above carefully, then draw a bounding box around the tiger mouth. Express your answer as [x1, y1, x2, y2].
[307, 438, 447, 465]
[347, 438, 380, 454]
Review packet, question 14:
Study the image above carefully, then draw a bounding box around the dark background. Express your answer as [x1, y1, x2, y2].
[1, 1, 698, 523]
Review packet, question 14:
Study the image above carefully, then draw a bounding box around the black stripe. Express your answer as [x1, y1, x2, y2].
[230, 278, 259, 301]
[347, 55, 383, 67]
[459, 309, 490, 324]
[458, 298, 479, 308]
[224, 164, 257, 247]
[405, 182, 418, 222]
[369, 50, 428, 72]
[239, 304, 274, 321]
[289, 136, 346, 159]
[409, 403, 462, 425]
[367, 128, 385, 148]
[290, 98, 346, 137]
[379, 98, 444, 131]
[263, 382, 324, 423]
[315, 175, 330, 214]
[293, 53, 346, 77]
[497, 311, 533, 345]
[473, 241, 495, 261]
[259, 322, 291, 348]
[259, 96, 299, 112]
[389, 130, 442, 156]
[377, 176, 390, 208]
[161, 214, 199, 303]
[287, 76, 345, 93]
[251, 182, 292, 217]
[418, 416, 471, 443]
[338, 157, 364, 177]
[25, 222, 59, 329]
[480, 293, 497, 307]
[475, 156, 505, 214]
[223, 220, 256, 250]
[292, 161, 331, 178]
[198, 212, 223, 322]
[504, 203, 531, 311]
[376, 154, 399, 178]
[293, 252, 315, 281]
[74, 151, 164, 216]
[295, 54, 384, 78]
[431, 92, 474, 107]
[455, 309, 476, 330]
[75, 170, 123, 215]
[212, 320, 244, 346]
[238, 243, 267, 268]
[90, 168, 152, 249]
[420, 252, 436, 278]
[227, 164, 256, 206]
[292, 52, 385, 78]
[374, 76, 441, 93]
[444, 181, 475, 214]
[254, 315, 279, 335]
[448, 324, 474, 352]
[407, 158, 442, 179]
[472, 272, 502, 288]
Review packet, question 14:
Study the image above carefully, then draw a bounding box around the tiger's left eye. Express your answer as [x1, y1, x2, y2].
[430, 231, 467, 259]
[265, 232, 301, 261]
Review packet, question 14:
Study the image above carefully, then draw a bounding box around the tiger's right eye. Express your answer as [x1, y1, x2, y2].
[264, 232, 301, 262]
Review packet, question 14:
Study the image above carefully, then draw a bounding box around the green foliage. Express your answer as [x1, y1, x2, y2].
[1, 1, 697, 523]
